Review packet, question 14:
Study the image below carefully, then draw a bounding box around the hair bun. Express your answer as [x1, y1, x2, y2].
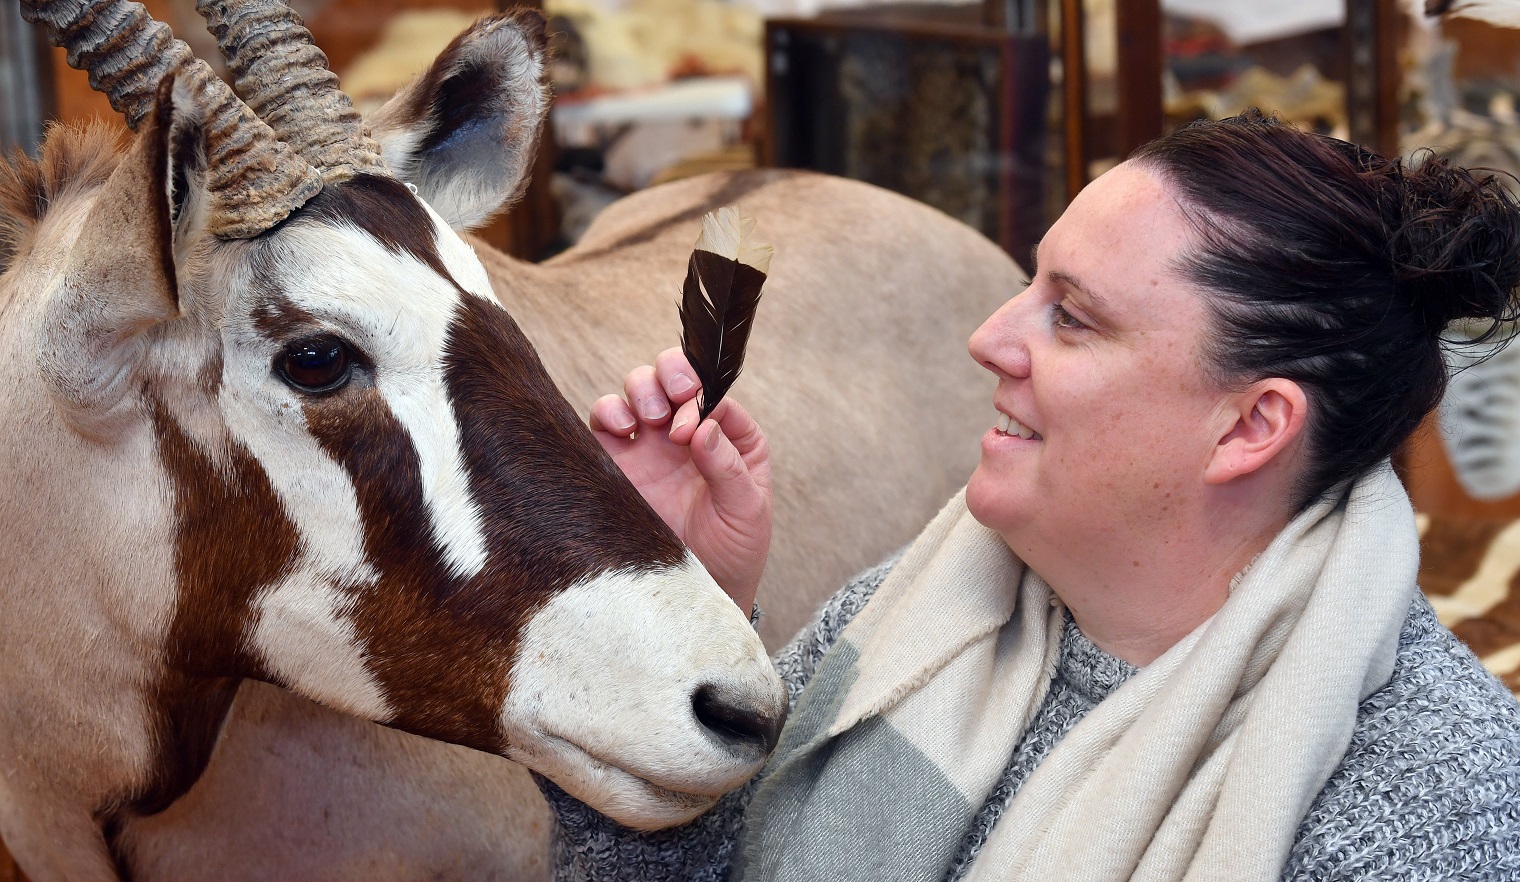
[1383, 153, 1520, 337]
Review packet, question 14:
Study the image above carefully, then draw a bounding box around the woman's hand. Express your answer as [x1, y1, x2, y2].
[589, 348, 772, 612]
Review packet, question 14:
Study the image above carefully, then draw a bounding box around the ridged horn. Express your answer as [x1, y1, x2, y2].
[195, 0, 388, 182]
[20, 0, 323, 239]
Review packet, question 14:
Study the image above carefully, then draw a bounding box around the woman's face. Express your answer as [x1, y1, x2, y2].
[966, 162, 1235, 552]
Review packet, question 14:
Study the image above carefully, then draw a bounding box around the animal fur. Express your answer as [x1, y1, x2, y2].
[0, 122, 124, 274]
[0, 12, 1019, 881]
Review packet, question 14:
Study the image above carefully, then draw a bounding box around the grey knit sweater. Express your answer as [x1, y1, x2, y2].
[542, 558, 1520, 881]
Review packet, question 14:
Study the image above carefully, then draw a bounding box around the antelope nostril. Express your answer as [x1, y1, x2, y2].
[691, 684, 786, 755]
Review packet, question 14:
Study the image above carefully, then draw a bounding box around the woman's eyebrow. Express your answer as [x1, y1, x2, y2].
[1050, 271, 1108, 310]
[1031, 243, 1110, 313]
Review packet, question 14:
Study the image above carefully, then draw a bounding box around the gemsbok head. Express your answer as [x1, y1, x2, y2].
[0, 0, 784, 862]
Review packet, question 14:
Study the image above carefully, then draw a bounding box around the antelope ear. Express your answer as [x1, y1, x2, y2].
[366, 10, 550, 231]
[37, 78, 198, 422]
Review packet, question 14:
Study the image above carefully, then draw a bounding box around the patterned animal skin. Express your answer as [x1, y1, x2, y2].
[1438, 324, 1520, 501]
[1418, 511, 1520, 696]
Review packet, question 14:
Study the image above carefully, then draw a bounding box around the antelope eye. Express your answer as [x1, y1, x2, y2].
[277, 336, 354, 393]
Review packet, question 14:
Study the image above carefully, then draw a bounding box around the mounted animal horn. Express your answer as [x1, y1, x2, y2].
[195, 0, 389, 182]
[20, 0, 322, 238]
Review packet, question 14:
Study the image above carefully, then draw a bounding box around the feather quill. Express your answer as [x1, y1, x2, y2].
[679, 206, 774, 421]
[1426, 0, 1520, 28]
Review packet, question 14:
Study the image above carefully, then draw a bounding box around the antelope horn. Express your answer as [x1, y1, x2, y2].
[21, 0, 322, 239]
[195, 0, 388, 182]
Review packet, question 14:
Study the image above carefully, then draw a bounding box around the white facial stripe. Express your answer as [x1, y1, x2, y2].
[379, 368, 488, 579]
[218, 382, 372, 578]
[424, 200, 498, 303]
[251, 568, 392, 722]
[265, 222, 489, 581]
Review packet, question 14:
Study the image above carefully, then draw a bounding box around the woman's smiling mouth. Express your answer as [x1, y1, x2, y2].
[995, 410, 1042, 440]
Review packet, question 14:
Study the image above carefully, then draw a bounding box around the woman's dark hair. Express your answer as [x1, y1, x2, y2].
[1130, 108, 1520, 508]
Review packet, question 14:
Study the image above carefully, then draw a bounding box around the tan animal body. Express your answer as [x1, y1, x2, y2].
[2, 1, 1020, 879]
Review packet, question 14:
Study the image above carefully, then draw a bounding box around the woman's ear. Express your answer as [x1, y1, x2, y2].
[1204, 379, 1309, 485]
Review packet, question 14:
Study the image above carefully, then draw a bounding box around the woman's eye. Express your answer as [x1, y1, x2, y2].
[277, 336, 354, 393]
[1052, 303, 1087, 331]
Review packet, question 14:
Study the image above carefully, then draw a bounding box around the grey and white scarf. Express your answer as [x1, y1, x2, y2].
[737, 463, 1417, 882]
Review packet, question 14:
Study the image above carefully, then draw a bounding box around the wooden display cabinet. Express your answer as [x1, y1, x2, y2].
[765, 8, 1053, 259]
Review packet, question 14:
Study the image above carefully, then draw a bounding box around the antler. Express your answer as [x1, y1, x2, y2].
[195, 0, 389, 183]
[20, 0, 322, 239]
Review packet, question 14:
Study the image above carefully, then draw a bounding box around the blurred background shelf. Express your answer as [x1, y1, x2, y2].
[5, 0, 1519, 516]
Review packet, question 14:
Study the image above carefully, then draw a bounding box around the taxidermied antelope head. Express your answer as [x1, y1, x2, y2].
[3, 0, 783, 843]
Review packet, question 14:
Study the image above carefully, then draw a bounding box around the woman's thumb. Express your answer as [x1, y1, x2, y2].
[691, 420, 761, 516]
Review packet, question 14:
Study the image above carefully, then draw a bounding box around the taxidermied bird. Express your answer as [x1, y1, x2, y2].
[1426, 0, 1520, 28]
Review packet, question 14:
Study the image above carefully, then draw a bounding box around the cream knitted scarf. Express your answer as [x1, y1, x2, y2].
[737, 463, 1418, 882]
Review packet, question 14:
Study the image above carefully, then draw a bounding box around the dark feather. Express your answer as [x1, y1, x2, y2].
[678, 208, 772, 420]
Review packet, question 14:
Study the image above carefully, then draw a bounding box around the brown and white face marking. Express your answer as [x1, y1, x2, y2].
[148, 174, 783, 827]
[6, 2, 780, 852]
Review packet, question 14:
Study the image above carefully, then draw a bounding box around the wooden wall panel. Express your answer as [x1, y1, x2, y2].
[1113, 0, 1161, 158]
[1058, 0, 1087, 200]
[1344, 0, 1401, 159]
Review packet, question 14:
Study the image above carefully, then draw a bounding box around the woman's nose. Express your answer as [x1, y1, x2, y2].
[968, 295, 1032, 379]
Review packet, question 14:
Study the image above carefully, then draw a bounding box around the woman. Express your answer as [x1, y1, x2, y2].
[546, 111, 1520, 881]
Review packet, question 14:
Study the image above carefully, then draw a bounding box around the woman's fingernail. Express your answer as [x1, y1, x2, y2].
[640, 399, 668, 420]
[705, 423, 723, 452]
[613, 412, 635, 431]
[672, 413, 691, 432]
[669, 373, 695, 394]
